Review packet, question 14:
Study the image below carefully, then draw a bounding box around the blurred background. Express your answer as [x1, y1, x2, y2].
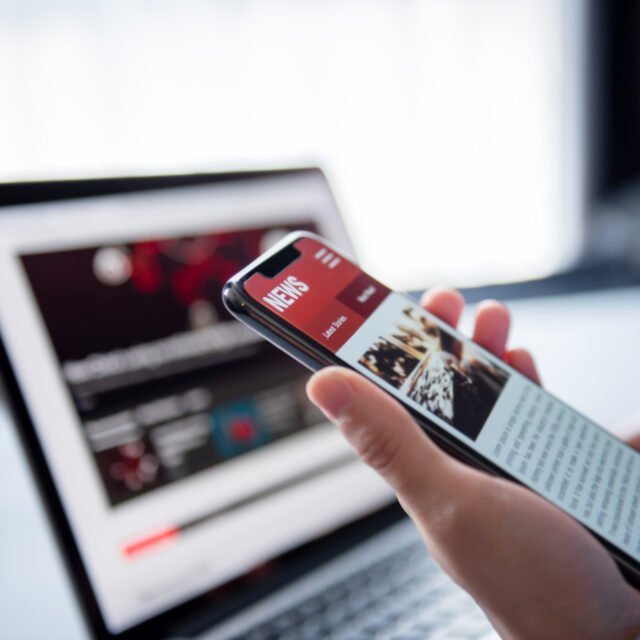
[2, 0, 639, 289]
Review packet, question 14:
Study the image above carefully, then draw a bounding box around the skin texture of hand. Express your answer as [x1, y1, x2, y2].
[307, 288, 640, 640]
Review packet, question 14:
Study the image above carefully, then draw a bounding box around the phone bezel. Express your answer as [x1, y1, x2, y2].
[223, 230, 640, 591]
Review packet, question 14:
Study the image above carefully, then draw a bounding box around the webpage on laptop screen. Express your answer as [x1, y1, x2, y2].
[1, 216, 393, 633]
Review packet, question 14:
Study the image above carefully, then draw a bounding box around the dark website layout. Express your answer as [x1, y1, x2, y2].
[20, 224, 320, 508]
[246, 237, 640, 563]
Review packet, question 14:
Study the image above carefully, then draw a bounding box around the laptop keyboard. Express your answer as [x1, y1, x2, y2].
[229, 540, 497, 640]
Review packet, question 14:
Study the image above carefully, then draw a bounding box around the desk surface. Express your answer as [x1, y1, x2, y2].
[1, 287, 639, 640]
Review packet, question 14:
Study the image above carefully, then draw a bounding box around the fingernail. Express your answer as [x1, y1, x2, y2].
[307, 372, 354, 421]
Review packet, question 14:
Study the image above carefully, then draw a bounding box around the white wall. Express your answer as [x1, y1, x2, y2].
[0, 0, 585, 288]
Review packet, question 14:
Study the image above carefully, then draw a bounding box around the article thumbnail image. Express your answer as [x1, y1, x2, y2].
[359, 306, 509, 440]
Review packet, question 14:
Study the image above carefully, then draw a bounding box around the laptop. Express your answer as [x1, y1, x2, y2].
[0, 168, 497, 639]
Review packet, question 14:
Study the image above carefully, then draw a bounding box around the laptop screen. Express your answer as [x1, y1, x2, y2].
[0, 173, 392, 634]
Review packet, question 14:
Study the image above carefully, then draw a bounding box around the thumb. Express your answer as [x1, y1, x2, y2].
[306, 366, 463, 517]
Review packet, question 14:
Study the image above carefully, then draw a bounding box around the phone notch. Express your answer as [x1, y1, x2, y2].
[252, 243, 301, 279]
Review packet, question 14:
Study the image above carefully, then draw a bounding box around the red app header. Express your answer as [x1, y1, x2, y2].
[245, 237, 390, 352]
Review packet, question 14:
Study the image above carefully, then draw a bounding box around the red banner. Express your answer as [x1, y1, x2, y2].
[245, 237, 389, 353]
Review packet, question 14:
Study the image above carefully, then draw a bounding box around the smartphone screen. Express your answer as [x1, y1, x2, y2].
[240, 235, 640, 568]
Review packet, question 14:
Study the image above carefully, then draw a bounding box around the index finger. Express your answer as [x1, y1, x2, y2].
[420, 287, 465, 328]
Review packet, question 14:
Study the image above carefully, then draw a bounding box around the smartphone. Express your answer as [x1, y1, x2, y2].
[223, 230, 640, 589]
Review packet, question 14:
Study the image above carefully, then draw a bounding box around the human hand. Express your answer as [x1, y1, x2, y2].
[307, 288, 640, 640]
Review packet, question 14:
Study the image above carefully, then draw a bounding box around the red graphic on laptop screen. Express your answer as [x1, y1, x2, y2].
[245, 237, 390, 352]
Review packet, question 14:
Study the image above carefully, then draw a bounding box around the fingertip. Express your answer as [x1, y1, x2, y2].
[420, 287, 465, 328]
[475, 298, 511, 323]
[473, 299, 511, 357]
[306, 367, 355, 420]
[309, 366, 464, 512]
[504, 348, 541, 384]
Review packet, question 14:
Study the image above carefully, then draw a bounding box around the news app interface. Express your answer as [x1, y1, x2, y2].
[246, 236, 640, 564]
